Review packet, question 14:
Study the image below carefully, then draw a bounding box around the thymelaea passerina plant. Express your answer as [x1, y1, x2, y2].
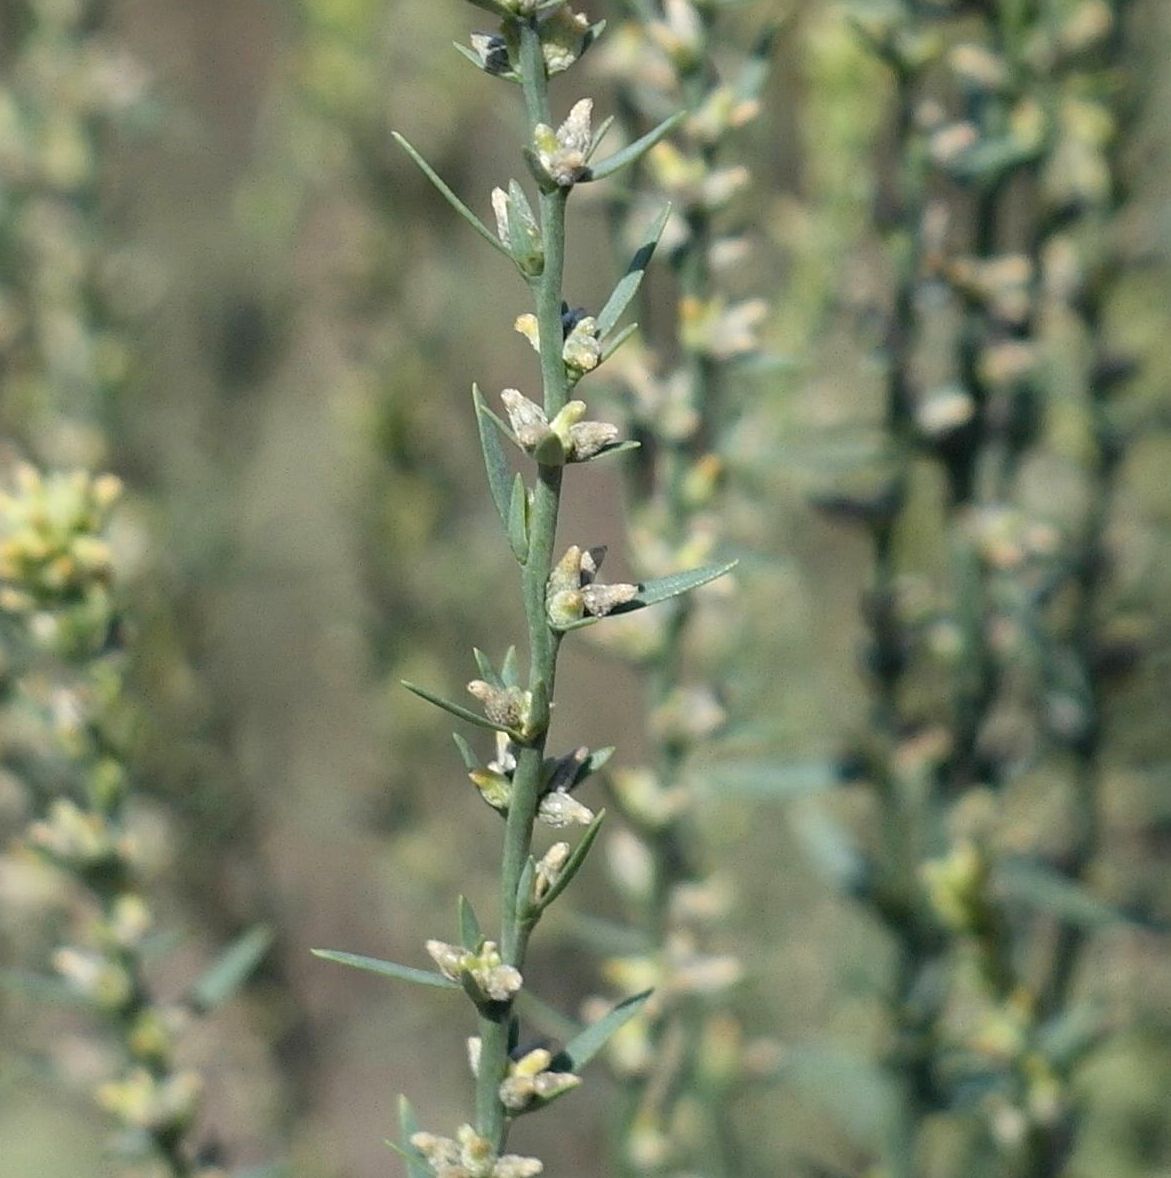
[0, 463, 272, 1177]
[312, 1, 735, 1173]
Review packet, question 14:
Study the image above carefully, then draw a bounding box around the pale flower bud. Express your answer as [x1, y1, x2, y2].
[467, 681, 532, 731]
[53, 947, 133, 1011]
[562, 316, 601, 372]
[494, 1156, 544, 1178]
[567, 419, 619, 460]
[538, 792, 595, 828]
[534, 841, 571, 900]
[536, 6, 594, 76]
[581, 582, 638, 617]
[514, 313, 541, 352]
[501, 388, 552, 450]
[533, 98, 594, 187]
[425, 939, 470, 982]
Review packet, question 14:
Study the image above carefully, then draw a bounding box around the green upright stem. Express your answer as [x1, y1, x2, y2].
[475, 16, 573, 1153]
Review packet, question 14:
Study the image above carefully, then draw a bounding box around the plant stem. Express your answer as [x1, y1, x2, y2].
[475, 15, 571, 1153]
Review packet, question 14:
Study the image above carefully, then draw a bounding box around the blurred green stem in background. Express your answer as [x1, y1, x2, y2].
[594, 2, 776, 1174]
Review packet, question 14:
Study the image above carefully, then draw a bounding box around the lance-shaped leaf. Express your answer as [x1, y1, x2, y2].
[500, 644, 520, 687]
[452, 731, 481, 771]
[505, 180, 543, 275]
[997, 860, 1139, 929]
[473, 384, 513, 525]
[585, 111, 684, 183]
[597, 203, 671, 339]
[401, 679, 510, 733]
[590, 113, 616, 157]
[600, 321, 640, 365]
[311, 949, 459, 990]
[393, 134, 509, 257]
[534, 809, 605, 914]
[1038, 1003, 1110, 1069]
[473, 647, 503, 688]
[555, 559, 738, 631]
[508, 473, 530, 563]
[458, 895, 483, 950]
[392, 1096, 431, 1178]
[188, 925, 273, 1014]
[551, 988, 653, 1073]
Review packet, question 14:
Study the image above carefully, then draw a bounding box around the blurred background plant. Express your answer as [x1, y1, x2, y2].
[1, 0, 1170, 1176]
[583, 2, 780, 1175]
[0, 463, 273, 1177]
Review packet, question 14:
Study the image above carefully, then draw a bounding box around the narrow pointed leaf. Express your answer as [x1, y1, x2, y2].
[600, 321, 640, 364]
[473, 384, 513, 525]
[393, 133, 509, 256]
[311, 949, 458, 989]
[536, 809, 606, 913]
[473, 647, 502, 687]
[997, 860, 1133, 929]
[508, 473, 530, 563]
[556, 560, 738, 630]
[552, 989, 653, 1073]
[597, 203, 671, 338]
[452, 731, 481, 771]
[401, 679, 506, 734]
[590, 113, 616, 157]
[505, 180, 543, 274]
[188, 925, 273, 1013]
[585, 112, 684, 183]
[632, 559, 738, 608]
[458, 895, 482, 950]
[397, 1096, 430, 1178]
[500, 645, 520, 687]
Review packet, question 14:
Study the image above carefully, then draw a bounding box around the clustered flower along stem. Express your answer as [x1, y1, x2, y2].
[317, 3, 734, 1173]
[589, 3, 773, 1174]
[0, 467, 270, 1178]
[829, 2, 1150, 1175]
